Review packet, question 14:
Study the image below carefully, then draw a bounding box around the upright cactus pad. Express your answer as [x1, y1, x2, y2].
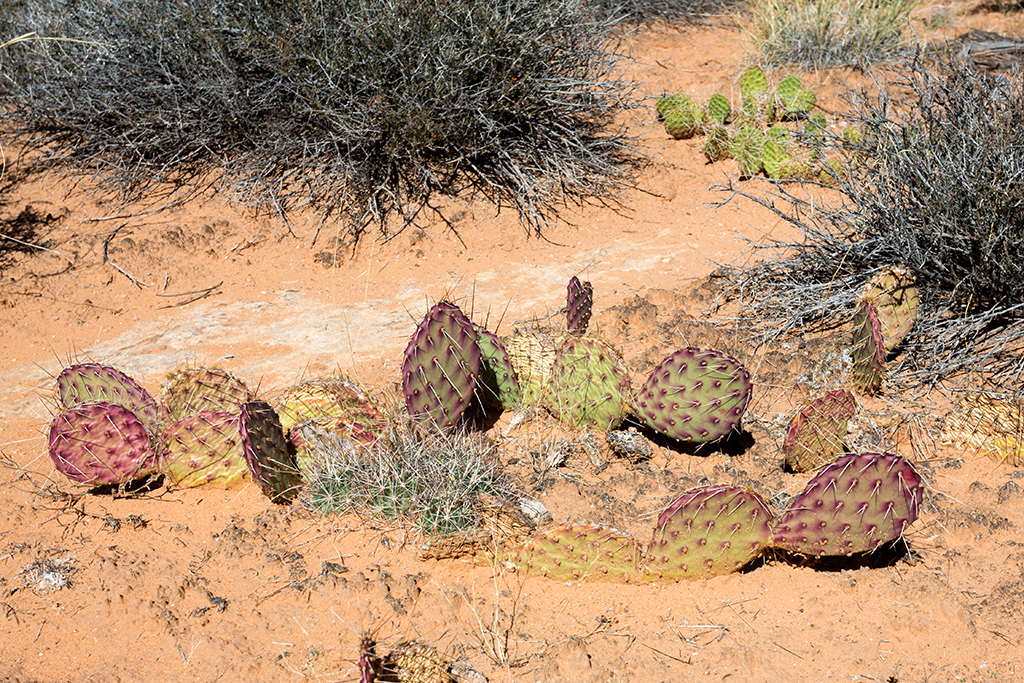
[861, 266, 918, 353]
[702, 126, 731, 163]
[851, 300, 886, 395]
[401, 301, 482, 430]
[771, 452, 924, 556]
[775, 75, 816, 118]
[566, 275, 593, 336]
[48, 402, 160, 486]
[655, 93, 691, 120]
[634, 348, 753, 443]
[646, 485, 774, 581]
[740, 65, 768, 100]
[546, 337, 630, 430]
[513, 522, 642, 583]
[783, 390, 857, 473]
[729, 125, 766, 177]
[762, 138, 789, 180]
[274, 377, 385, 442]
[239, 401, 302, 503]
[162, 411, 248, 488]
[161, 367, 252, 422]
[506, 329, 562, 406]
[664, 99, 705, 140]
[706, 93, 732, 124]
[474, 328, 522, 410]
[56, 363, 161, 435]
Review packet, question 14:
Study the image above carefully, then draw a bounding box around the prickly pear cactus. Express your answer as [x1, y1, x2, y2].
[162, 411, 248, 488]
[702, 126, 731, 163]
[161, 366, 252, 422]
[940, 392, 1024, 465]
[664, 99, 704, 140]
[729, 125, 766, 177]
[646, 485, 774, 581]
[239, 400, 302, 504]
[705, 93, 732, 125]
[274, 377, 385, 442]
[382, 640, 454, 683]
[634, 347, 753, 444]
[56, 363, 162, 435]
[771, 452, 924, 556]
[775, 75, 816, 118]
[401, 301, 482, 430]
[740, 65, 768, 101]
[851, 299, 886, 395]
[566, 275, 593, 336]
[546, 337, 630, 430]
[48, 402, 160, 486]
[506, 329, 562, 406]
[655, 93, 691, 120]
[860, 266, 918, 353]
[783, 390, 857, 473]
[474, 328, 521, 410]
[513, 522, 643, 583]
[762, 138, 789, 180]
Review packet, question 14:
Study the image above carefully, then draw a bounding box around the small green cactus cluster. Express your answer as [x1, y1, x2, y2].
[658, 66, 846, 181]
[849, 266, 919, 395]
[513, 451, 924, 582]
[47, 362, 381, 504]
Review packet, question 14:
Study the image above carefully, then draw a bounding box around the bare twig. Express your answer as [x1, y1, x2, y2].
[102, 223, 152, 288]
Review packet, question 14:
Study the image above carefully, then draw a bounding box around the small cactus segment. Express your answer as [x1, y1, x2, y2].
[239, 400, 302, 504]
[474, 328, 521, 410]
[783, 390, 858, 473]
[664, 96, 705, 140]
[860, 266, 918, 353]
[546, 337, 630, 430]
[851, 299, 886, 395]
[655, 93, 690, 120]
[566, 275, 593, 336]
[513, 522, 642, 583]
[634, 348, 753, 444]
[274, 377, 385, 442]
[56, 363, 161, 435]
[646, 485, 774, 581]
[940, 392, 1024, 465]
[771, 452, 924, 556]
[740, 65, 768, 100]
[775, 75, 816, 118]
[705, 93, 731, 124]
[506, 329, 562, 406]
[382, 640, 455, 683]
[702, 126, 731, 163]
[762, 138, 789, 180]
[161, 367, 252, 422]
[401, 301, 482, 430]
[729, 125, 766, 177]
[48, 402, 160, 486]
[162, 411, 247, 488]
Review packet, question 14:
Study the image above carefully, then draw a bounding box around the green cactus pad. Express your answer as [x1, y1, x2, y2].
[401, 301, 482, 430]
[664, 103, 704, 140]
[546, 337, 631, 430]
[474, 328, 522, 410]
[783, 390, 857, 473]
[860, 266, 918, 353]
[240, 400, 302, 504]
[161, 366, 253, 422]
[740, 65, 768, 100]
[513, 522, 643, 583]
[646, 484, 774, 581]
[702, 126, 731, 163]
[56, 363, 162, 435]
[655, 93, 691, 120]
[771, 452, 924, 556]
[48, 401, 160, 486]
[635, 348, 753, 443]
[729, 125, 767, 177]
[762, 138, 790, 180]
[162, 411, 248, 488]
[851, 300, 886, 395]
[506, 329, 563, 406]
[705, 93, 732, 124]
[566, 275, 593, 336]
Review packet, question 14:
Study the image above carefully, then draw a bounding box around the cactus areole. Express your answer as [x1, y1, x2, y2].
[635, 347, 752, 443]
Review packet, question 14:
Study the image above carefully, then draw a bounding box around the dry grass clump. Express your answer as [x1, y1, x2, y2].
[717, 52, 1024, 391]
[0, 0, 641, 242]
[744, 0, 918, 69]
